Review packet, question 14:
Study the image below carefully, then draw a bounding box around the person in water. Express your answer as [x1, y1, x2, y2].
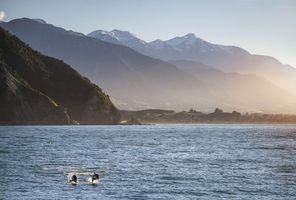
[71, 174, 77, 183]
[91, 172, 99, 183]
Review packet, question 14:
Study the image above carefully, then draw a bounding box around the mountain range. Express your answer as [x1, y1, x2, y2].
[88, 29, 296, 96]
[1, 18, 296, 113]
[0, 27, 120, 124]
[0, 18, 218, 111]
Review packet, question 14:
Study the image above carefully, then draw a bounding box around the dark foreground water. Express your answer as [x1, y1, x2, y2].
[1, 125, 296, 199]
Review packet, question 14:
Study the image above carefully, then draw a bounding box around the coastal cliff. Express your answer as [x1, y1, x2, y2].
[0, 27, 121, 124]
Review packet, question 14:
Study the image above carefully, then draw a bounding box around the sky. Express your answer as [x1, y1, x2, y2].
[1, 0, 295, 66]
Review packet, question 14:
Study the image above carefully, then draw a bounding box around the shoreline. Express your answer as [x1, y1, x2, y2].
[1, 122, 296, 126]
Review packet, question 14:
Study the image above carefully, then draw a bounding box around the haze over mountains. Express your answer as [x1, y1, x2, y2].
[89, 29, 296, 96]
[1, 18, 296, 113]
[0, 18, 220, 111]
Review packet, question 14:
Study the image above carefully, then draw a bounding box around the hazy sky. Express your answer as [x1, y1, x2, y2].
[1, 0, 295, 66]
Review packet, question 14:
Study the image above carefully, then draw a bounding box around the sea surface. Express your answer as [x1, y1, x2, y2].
[0, 124, 296, 199]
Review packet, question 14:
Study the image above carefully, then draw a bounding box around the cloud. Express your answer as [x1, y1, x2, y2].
[0, 10, 6, 21]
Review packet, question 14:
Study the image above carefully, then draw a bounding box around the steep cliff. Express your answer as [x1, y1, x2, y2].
[0, 27, 121, 124]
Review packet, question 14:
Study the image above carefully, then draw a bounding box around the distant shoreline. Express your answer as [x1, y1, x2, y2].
[121, 108, 296, 125]
[2, 122, 296, 126]
[2, 108, 296, 125]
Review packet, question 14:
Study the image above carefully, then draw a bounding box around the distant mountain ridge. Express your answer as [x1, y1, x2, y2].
[88, 29, 296, 96]
[0, 27, 120, 124]
[169, 60, 296, 113]
[88, 29, 146, 47]
[2, 18, 296, 113]
[87, 30, 250, 63]
[1, 18, 221, 111]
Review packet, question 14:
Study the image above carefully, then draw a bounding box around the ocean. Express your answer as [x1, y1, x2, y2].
[1, 124, 296, 199]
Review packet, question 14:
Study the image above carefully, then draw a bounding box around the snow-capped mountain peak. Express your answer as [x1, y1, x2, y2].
[149, 39, 165, 49]
[32, 18, 47, 24]
[184, 33, 196, 39]
[88, 30, 111, 37]
[88, 29, 146, 46]
[165, 33, 198, 46]
[95, 30, 109, 35]
[109, 29, 138, 42]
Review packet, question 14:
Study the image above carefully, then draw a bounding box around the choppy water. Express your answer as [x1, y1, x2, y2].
[0, 124, 296, 199]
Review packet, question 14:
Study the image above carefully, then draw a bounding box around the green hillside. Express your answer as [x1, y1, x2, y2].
[0, 27, 121, 124]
